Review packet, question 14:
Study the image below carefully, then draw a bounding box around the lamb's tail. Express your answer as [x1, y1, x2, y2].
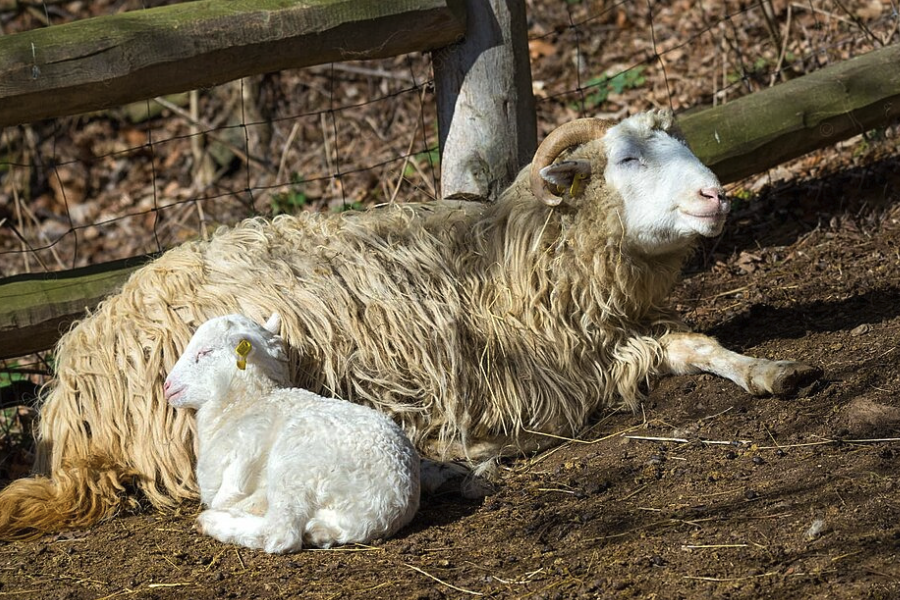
[0, 458, 138, 541]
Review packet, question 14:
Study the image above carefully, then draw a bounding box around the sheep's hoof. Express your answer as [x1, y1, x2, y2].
[770, 362, 823, 396]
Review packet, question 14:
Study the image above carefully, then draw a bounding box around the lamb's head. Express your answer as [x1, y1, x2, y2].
[533, 108, 728, 255]
[164, 313, 289, 409]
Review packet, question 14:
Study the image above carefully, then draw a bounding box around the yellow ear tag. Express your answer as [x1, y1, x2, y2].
[569, 172, 588, 197]
[235, 339, 252, 370]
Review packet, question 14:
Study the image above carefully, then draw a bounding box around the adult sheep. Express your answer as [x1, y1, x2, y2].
[0, 109, 821, 540]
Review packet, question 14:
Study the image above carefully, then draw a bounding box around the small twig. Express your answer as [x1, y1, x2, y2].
[621, 484, 649, 501]
[389, 115, 422, 204]
[91, 589, 138, 600]
[308, 543, 383, 552]
[757, 437, 900, 449]
[759, 0, 784, 64]
[681, 544, 749, 550]
[275, 121, 302, 186]
[684, 572, 778, 582]
[205, 549, 227, 571]
[708, 286, 750, 301]
[403, 563, 484, 596]
[146, 583, 190, 589]
[624, 435, 752, 446]
[831, 550, 864, 562]
[763, 424, 781, 448]
[525, 423, 644, 446]
[625, 435, 690, 443]
[627, 435, 900, 449]
[319, 62, 417, 84]
[701, 406, 734, 421]
[788, 2, 855, 26]
[770, 3, 794, 85]
[154, 97, 263, 168]
[155, 542, 181, 570]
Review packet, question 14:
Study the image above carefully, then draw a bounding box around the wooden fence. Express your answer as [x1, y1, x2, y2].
[0, 0, 898, 360]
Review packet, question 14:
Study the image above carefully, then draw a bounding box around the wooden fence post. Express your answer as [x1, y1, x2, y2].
[433, 0, 536, 202]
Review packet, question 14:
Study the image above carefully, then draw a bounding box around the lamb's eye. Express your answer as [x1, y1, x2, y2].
[195, 349, 212, 362]
[619, 156, 640, 165]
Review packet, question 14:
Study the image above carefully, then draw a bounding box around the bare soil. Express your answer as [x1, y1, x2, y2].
[2, 1, 900, 598]
[4, 159, 900, 599]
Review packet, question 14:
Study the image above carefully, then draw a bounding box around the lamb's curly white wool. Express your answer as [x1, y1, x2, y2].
[164, 313, 420, 553]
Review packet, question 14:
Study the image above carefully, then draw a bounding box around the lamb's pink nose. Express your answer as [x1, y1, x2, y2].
[163, 379, 173, 399]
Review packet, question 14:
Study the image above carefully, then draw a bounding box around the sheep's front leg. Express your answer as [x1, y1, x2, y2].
[420, 459, 495, 499]
[660, 332, 822, 396]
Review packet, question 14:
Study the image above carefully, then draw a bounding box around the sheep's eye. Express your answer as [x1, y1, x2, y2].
[619, 156, 641, 165]
[195, 349, 212, 363]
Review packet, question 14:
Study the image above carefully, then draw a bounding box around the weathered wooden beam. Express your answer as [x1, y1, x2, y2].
[678, 43, 900, 185]
[433, 0, 536, 202]
[0, 256, 153, 360]
[0, 0, 466, 128]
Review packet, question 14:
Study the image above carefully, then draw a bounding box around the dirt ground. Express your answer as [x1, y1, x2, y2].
[2, 159, 899, 599]
[2, 1, 900, 599]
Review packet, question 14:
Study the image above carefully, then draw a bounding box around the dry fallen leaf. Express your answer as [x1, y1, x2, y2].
[528, 38, 557, 60]
[856, 0, 883, 20]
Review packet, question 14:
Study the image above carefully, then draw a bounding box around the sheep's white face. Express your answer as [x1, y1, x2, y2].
[164, 313, 288, 410]
[602, 113, 728, 254]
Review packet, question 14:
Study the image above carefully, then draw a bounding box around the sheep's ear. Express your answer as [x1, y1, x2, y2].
[539, 160, 593, 199]
[264, 312, 281, 335]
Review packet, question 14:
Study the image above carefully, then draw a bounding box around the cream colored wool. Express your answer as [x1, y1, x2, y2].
[0, 114, 689, 540]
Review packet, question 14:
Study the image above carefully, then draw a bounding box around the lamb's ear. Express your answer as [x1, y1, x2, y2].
[226, 331, 260, 370]
[539, 160, 593, 198]
[264, 312, 282, 335]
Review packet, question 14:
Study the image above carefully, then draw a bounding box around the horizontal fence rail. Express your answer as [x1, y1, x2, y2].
[679, 43, 900, 184]
[0, 0, 466, 128]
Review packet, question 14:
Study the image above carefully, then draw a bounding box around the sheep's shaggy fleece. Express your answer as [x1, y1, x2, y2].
[0, 113, 689, 539]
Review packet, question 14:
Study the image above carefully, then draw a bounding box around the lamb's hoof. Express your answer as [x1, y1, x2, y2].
[770, 362, 823, 396]
[194, 514, 211, 536]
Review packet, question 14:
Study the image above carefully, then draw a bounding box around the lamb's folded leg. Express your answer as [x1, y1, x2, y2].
[196, 509, 268, 550]
[209, 456, 263, 509]
[660, 332, 822, 396]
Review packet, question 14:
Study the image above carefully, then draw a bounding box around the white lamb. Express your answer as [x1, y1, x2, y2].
[163, 312, 420, 553]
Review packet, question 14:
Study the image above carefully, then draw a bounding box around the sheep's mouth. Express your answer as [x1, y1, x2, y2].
[164, 385, 185, 403]
[680, 209, 727, 221]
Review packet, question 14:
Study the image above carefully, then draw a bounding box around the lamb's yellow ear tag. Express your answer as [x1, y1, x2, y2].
[235, 339, 252, 370]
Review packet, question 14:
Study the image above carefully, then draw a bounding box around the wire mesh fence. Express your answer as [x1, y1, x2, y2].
[0, 0, 898, 475]
[0, 59, 440, 276]
[530, 0, 899, 120]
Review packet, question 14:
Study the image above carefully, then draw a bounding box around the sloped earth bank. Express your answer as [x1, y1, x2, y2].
[1, 160, 899, 600]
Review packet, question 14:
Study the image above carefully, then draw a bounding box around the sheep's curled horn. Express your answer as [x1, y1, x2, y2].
[530, 118, 612, 206]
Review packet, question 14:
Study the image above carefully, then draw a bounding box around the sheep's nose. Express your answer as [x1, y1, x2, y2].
[699, 187, 722, 203]
[700, 187, 730, 213]
[163, 380, 171, 393]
